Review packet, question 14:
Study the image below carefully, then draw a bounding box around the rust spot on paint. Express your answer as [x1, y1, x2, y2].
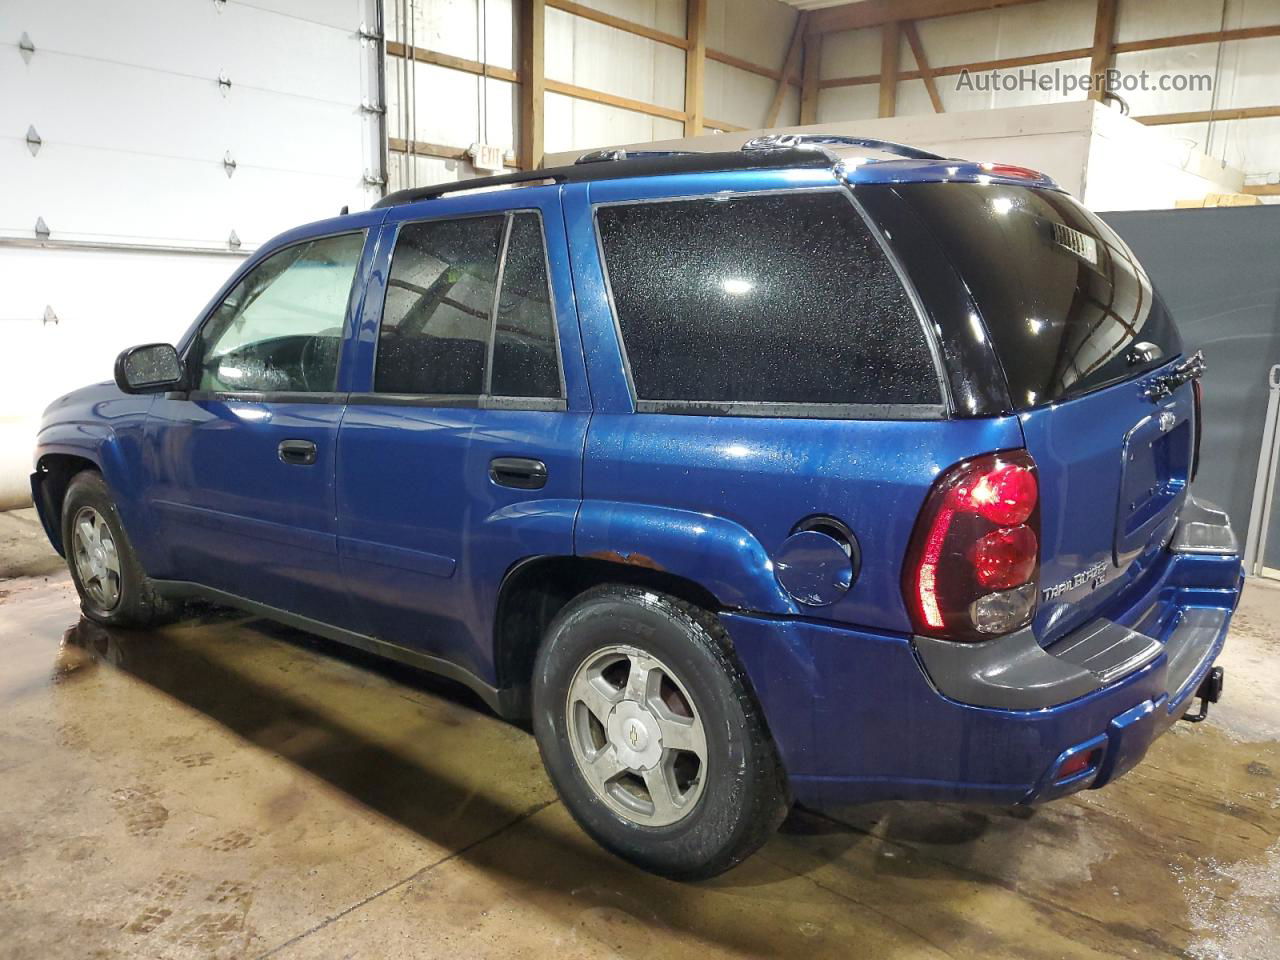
[588, 550, 665, 571]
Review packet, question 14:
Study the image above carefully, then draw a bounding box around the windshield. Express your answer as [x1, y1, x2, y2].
[899, 182, 1183, 409]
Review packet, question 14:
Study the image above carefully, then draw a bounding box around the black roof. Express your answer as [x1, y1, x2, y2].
[372, 146, 835, 210]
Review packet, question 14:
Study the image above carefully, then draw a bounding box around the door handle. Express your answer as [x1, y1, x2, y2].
[489, 456, 547, 490]
[278, 439, 317, 465]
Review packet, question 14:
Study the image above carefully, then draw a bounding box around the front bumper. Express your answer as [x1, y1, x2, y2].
[725, 499, 1243, 808]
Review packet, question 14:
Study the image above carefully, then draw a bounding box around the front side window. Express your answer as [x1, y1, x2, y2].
[595, 190, 940, 409]
[194, 231, 366, 393]
[374, 211, 562, 399]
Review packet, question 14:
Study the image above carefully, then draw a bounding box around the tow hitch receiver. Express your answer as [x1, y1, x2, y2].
[1181, 666, 1224, 723]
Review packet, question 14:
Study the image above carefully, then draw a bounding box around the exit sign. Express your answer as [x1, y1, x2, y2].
[469, 142, 505, 173]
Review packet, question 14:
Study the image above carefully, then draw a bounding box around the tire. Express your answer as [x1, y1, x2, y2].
[532, 584, 788, 880]
[61, 470, 176, 628]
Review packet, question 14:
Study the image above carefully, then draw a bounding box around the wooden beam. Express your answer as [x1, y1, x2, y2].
[706, 48, 781, 82]
[1243, 184, 1280, 196]
[546, 0, 687, 49]
[879, 21, 901, 118]
[705, 117, 747, 132]
[822, 45, 1092, 87]
[685, 0, 706, 136]
[517, 0, 545, 171]
[1114, 23, 1280, 54]
[386, 41, 519, 83]
[800, 29, 821, 124]
[1088, 0, 1118, 100]
[544, 78, 688, 123]
[1137, 104, 1280, 126]
[902, 21, 943, 112]
[766, 12, 807, 127]
[808, 0, 1045, 35]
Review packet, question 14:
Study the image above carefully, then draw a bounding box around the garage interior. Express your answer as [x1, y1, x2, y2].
[4, 0, 1280, 957]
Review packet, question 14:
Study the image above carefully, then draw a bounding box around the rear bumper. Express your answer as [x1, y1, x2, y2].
[725, 500, 1243, 808]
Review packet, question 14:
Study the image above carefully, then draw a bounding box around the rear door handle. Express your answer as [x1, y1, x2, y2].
[278, 439, 317, 465]
[489, 456, 547, 490]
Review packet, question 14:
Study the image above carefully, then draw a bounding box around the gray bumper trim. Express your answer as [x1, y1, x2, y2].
[1170, 495, 1238, 556]
[914, 627, 1102, 710]
[915, 611, 1218, 711]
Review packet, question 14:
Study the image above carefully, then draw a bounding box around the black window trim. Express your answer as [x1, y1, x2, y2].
[182, 227, 371, 405]
[357, 206, 568, 411]
[591, 185, 953, 420]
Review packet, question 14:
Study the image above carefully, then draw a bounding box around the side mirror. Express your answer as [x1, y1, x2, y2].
[114, 343, 185, 394]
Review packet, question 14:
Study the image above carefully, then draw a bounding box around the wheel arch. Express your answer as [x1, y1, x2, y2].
[32, 451, 103, 556]
[491, 554, 727, 718]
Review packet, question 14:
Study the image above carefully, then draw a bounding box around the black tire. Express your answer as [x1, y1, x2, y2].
[61, 470, 176, 628]
[532, 584, 788, 880]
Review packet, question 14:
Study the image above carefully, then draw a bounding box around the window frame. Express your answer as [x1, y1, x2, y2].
[182, 227, 370, 405]
[591, 186, 952, 420]
[351, 207, 568, 412]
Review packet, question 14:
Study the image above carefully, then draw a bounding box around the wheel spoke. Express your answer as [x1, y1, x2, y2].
[570, 672, 619, 726]
[642, 764, 680, 820]
[101, 539, 121, 575]
[76, 519, 96, 553]
[625, 654, 658, 701]
[583, 744, 625, 788]
[655, 712, 706, 760]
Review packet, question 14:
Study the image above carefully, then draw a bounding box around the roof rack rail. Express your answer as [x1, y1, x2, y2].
[742, 134, 945, 161]
[576, 147, 697, 164]
[372, 169, 565, 209]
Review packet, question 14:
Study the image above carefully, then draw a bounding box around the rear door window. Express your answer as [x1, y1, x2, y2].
[594, 190, 941, 413]
[374, 211, 563, 400]
[899, 183, 1183, 409]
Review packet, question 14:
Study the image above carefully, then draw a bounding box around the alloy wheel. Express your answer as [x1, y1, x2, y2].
[565, 644, 708, 827]
[71, 506, 121, 611]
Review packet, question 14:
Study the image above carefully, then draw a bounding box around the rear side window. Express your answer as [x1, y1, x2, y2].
[375, 211, 561, 399]
[595, 190, 940, 411]
[899, 183, 1183, 409]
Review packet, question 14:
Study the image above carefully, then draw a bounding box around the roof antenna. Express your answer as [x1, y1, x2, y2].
[340, 205, 350, 215]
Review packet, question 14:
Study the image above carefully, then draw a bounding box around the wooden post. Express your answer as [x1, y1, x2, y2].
[765, 11, 806, 128]
[684, 0, 707, 136]
[902, 21, 943, 112]
[800, 30, 821, 124]
[1088, 0, 1117, 101]
[879, 21, 900, 117]
[517, 0, 545, 170]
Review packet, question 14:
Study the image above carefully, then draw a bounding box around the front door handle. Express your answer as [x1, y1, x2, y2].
[490, 456, 547, 490]
[278, 439, 317, 465]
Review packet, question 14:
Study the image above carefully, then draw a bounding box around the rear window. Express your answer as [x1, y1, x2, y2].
[900, 183, 1182, 409]
[595, 190, 941, 412]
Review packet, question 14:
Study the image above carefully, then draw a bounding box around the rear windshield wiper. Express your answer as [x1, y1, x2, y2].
[1144, 350, 1205, 400]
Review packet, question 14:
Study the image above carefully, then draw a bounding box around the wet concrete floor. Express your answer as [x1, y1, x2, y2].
[2, 566, 1280, 959]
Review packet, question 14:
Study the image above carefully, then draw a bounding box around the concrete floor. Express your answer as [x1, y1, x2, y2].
[2, 530, 1280, 959]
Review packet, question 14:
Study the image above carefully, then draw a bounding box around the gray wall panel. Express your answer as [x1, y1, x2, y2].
[1103, 206, 1280, 542]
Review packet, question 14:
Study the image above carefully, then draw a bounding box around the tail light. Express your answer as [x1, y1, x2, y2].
[1191, 378, 1203, 481]
[903, 450, 1040, 642]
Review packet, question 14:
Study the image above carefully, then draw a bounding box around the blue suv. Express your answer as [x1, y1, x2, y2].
[32, 136, 1243, 879]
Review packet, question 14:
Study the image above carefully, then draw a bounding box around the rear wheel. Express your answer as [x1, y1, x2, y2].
[532, 584, 788, 879]
[61, 471, 176, 628]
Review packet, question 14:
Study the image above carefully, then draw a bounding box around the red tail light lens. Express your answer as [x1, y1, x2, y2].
[972, 526, 1038, 589]
[904, 451, 1040, 642]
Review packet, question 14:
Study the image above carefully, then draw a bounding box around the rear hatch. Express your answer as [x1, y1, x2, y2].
[900, 182, 1194, 645]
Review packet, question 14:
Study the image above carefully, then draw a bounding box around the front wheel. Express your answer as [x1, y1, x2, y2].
[61, 471, 176, 628]
[532, 584, 788, 879]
